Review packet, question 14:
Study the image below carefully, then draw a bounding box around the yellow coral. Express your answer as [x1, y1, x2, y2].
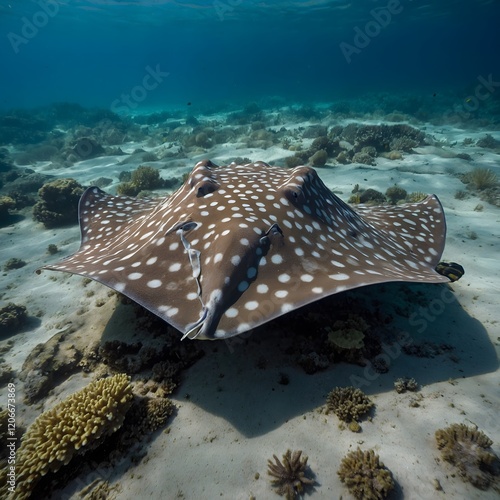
[127, 397, 175, 435]
[338, 447, 395, 500]
[13, 374, 133, 499]
[406, 191, 427, 202]
[326, 386, 373, 423]
[435, 423, 499, 489]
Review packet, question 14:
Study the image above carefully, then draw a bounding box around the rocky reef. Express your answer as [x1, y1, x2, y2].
[0, 303, 28, 337]
[32, 178, 84, 228]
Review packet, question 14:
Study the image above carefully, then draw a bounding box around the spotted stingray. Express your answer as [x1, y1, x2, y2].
[41, 160, 450, 340]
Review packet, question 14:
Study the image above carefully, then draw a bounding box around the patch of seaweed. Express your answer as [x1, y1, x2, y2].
[462, 167, 498, 190]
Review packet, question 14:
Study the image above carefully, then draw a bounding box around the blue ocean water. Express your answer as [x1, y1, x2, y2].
[1, 0, 499, 113]
[2, 3, 500, 500]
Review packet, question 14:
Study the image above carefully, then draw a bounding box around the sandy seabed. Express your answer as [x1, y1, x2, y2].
[1, 113, 499, 500]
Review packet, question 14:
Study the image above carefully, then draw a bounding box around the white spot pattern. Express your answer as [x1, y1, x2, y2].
[45, 160, 448, 341]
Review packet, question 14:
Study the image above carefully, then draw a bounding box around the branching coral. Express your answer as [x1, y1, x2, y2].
[435, 423, 499, 489]
[385, 185, 407, 204]
[337, 448, 395, 500]
[14, 374, 133, 499]
[352, 151, 375, 165]
[131, 165, 163, 191]
[394, 377, 418, 393]
[285, 155, 304, 168]
[125, 396, 175, 435]
[267, 449, 314, 499]
[340, 123, 424, 153]
[389, 136, 418, 151]
[359, 188, 386, 204]
[117, 165, 163, 196]
[326, 386, 373, 423]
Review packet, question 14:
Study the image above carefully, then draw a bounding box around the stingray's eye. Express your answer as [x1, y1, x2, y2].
[284, 187, 303, 204]
[196, 180, 218, 197]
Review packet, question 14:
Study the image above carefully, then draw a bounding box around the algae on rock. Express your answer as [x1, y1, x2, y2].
[32, 178, 84, 228]
[0, 303, 28, 337]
